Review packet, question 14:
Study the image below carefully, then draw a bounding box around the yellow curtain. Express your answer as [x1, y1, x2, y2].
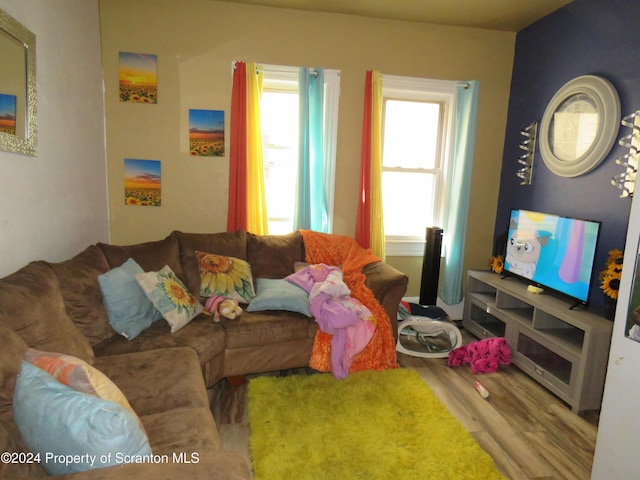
[245, 61, 268, 235]
[370, 71, 385, 260]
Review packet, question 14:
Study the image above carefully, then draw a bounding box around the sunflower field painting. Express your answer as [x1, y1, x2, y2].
[124, 158, 161, 206]
[119, 52, 158, 103]
[189, 109, 225, 156]
[0, 94, 17, 135]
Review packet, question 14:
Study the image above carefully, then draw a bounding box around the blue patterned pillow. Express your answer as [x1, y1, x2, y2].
[13, 362, 152, 476]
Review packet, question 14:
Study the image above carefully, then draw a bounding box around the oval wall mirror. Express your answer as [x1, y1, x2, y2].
[539, 75, 620, 177]
[0, 8, 37, 157]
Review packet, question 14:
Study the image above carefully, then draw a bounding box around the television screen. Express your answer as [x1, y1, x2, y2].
[504, 209, 601, 305]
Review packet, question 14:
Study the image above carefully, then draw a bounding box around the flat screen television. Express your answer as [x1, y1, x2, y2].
[504, 209, 601, 307]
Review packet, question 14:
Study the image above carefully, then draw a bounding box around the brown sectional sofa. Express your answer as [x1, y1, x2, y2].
[0, 230, 408, 479]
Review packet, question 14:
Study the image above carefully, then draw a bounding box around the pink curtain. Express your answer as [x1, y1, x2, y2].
[227, 62, 248, 231]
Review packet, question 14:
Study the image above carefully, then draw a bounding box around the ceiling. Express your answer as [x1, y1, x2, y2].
[218, 0, 573, 32]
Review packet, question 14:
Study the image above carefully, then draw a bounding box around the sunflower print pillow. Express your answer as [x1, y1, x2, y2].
[195, 251, 256, 303]
[135, 265, 203, 333]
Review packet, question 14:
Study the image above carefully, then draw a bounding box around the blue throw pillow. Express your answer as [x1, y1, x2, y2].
[246, 278, 311, 317]
[98, 258, 162, 339]
[13, 362, 152, 476]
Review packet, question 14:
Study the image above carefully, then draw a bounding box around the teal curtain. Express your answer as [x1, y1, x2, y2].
[440, 80, 479, 305]
[295, 67, 328, 232]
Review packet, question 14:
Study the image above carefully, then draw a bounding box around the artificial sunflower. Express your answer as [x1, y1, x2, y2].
[488, 255, 504, 274]
[606, 249, 624, 274]
[600, 249, 624, 300]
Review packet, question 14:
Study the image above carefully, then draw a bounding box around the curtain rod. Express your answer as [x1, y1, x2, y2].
[232, 62, 318, 77]
[234, 62, 466, 85]
[379, 72, 470, 89]
[255, 66, 318, 77]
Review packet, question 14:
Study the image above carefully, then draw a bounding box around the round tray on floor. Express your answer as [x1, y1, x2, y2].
[396, 316, 462, 358]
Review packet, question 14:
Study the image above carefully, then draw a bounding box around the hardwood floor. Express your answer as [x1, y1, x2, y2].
[209, 330, 599, 480]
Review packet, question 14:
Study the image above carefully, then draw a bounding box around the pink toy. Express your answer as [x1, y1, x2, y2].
[203, 295, 242, 322]
[447, 337, 511, 374]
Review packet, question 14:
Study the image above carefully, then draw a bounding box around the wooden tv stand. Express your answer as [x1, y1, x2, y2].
[462, 270, 613, 413]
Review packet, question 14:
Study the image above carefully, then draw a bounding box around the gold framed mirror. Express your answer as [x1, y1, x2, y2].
[0, 8, 37, 156]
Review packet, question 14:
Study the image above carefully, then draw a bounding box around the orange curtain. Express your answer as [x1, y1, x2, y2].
[227, 62, 248, 231]
[355, 71, 373, 248]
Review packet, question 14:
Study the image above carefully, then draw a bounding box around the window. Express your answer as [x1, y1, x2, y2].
[261, 73, 299, 234]
[381, 76, 457, 256]
[260, 65, 340, 234]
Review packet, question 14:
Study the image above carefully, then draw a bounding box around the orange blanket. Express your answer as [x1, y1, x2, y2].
[301, 230, 399, 374]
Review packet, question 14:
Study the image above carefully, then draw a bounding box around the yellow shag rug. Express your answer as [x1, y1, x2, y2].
[248, 368, 504, 480]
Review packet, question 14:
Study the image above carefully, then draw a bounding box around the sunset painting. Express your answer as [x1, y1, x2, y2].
[189, 109, 225, 156]
[124, 158, 161, 206]
[119, 52, 158, 103]
[0, 94, 17, 135]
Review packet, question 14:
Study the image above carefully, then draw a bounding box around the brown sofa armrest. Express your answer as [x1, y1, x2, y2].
[363, 261, 408, 342]
[53, 451, 251, 480]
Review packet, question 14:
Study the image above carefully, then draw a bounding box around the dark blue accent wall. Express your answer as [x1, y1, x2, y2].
[495, 0, 640, 310]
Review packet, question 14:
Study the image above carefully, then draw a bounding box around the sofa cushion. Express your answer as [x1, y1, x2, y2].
[24, 348, 141, 425]
[135, 265, 203, 333]
[0, 261, 94, 364]
[140, 407, 221, 455]
[247, 278, 311, 317]
[48, 245, 114, 345]
[173, 229, 248, 301]
[196, 251, 256, 302]
[0, 320, 28, 422]
[246, 231, 305, 279]
[13, 362, 152, 476]
[98, 258, 163, 339]
[222, 310, 314, 349]
[98, 234, 184, 280]
[92, 315, 226, 368]
[0, 418, 47, 478]
[93, 347, 211, 416]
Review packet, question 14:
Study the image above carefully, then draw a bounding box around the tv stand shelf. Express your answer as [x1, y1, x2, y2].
[463, 270, 613, 413]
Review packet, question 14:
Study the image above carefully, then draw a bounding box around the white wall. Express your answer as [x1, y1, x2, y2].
[0, 0, 108, 276]
[592, 191, 640, 478]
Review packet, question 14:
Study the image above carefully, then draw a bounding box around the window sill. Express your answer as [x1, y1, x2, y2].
[385, 240, 425, 257]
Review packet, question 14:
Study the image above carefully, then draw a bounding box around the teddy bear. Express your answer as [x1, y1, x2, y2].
[203, 295, 243, 322]
[447, 337, 511, 374]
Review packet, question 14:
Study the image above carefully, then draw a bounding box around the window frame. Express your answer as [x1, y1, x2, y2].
[381, 75, 458, 256]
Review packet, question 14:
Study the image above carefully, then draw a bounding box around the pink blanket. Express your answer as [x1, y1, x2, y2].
[286, 264, 375, 379]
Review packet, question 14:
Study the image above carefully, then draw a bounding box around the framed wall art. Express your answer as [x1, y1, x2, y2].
[119, 52, 158, 103]
[189, 109, 224, 156]
[124, 158, 161, 206]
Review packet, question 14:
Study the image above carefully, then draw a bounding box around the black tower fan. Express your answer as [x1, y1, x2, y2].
[419, 226, 443, 305]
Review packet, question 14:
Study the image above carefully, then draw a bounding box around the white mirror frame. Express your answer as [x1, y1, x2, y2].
[539, 75, 620, 177]
[0, 8, 37, 157]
